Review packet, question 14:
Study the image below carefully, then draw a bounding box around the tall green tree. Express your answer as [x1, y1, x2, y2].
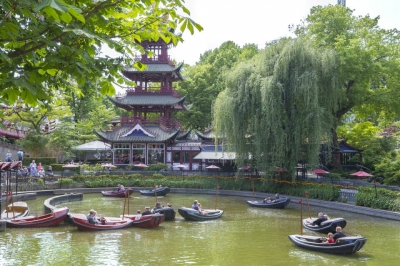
[0, 0, 202, 107]
[4, 98, 71, 132]
[213, 39, 340, 175]
[295, 5, 400, 169]
[176, 42, 259, 130]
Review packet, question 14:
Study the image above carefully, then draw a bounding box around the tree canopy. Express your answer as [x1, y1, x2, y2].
[176, 41, 259, 130]
[213, 38, 340, 174]
[0, 0, 202, 107]
[295, 5, 400, 168]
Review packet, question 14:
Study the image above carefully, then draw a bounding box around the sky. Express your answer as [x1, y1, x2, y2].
[169, 0, 400, 65]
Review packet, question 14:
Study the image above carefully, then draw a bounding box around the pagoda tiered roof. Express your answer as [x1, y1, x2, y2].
[122, 63, 183, 81]
[95, 124, 180, 143]
[109, 93, 186, 108]
[196, 129, 215, 141]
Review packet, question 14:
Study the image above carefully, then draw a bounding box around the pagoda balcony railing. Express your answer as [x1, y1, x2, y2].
[134, 55, 174, 66]
[120, 116, 181, 130]
[126, 88, 180, 98]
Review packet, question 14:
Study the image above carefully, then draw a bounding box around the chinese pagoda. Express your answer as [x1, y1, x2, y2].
[95, 38, 202, 170]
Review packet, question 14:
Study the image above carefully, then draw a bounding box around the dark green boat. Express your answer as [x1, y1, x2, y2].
[178, 207, 224, 221]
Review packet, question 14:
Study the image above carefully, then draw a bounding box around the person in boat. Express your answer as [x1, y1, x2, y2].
[308, 212, 328, 226]
[153, 202, 163, 211]
[333, 226, 346, 241]
[117, 184, 125, 192]
[135, 210, 142, 220]
[272, 193, 280, 202]
[142, 207, 152, 215]
[192, 200, 207, 215]
[324, 233, 335, 244]
[263, 197, 272, 203]
[87, 210, 100, 224]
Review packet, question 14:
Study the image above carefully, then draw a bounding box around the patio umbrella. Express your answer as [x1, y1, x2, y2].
[134, 163, 148, 168]
[312, 168, 330, 175]
[174, 164, 186, 169]
[62, 164, 80, 168]
[312, 168, 330, 179]
[350, 170, 373, 178]
[274, 167, 288, 173]
[206, 164, 221, 171]
[206, 165, 220, 169]
[350, 170, 377, 197]
[239, 165, 252, 171]
[101, 163, 117, 168]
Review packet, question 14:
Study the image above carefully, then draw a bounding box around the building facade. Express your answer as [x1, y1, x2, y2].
[95, 38, 204, 170]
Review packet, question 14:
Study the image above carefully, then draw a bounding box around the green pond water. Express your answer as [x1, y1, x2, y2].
[0, 193, 399, 266]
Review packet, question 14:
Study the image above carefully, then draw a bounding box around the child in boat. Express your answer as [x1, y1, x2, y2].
[324, 233, 335, 244]
[135, 210, 142, 220]
[87, 210, 100, 224]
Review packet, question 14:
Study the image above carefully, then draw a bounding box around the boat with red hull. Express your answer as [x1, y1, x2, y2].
[6, 207, 69, 228]
[123, 213, 165, 228]
[70, 214, 133, 231]
[101, 189, 134, 198]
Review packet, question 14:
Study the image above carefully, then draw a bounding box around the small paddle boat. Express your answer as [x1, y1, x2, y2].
[101, 188, 134, 198]
[303, 217, 347, 234]
[288, 234, 367, 254]
[6, 207, 69, 228]
[122, 213, 165, 228]
[1, 202, 30, 220]
[153, 207, 176, 221]
[246, 197, 290, 209]
[139, 187, 170, 196]
[70, 214, 133, 231]
[178, 207, 224, 221]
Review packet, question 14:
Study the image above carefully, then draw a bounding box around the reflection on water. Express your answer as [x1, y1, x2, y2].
[1, 193, 399, 265]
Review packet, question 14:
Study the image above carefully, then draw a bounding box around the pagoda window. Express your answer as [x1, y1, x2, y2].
[183, 152, 190, 163]
[147, 143, 164, 164]
[173, 151, 180, 163]
[132, 143, 145, 164]
[113, 143, 130, 165]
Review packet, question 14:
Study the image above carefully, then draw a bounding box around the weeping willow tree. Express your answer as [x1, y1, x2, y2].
[213, 38, 341, 178]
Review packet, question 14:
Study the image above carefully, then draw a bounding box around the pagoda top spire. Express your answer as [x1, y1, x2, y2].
[337, 0, 346, 7]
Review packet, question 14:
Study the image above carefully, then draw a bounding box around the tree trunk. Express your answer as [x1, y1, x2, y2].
[331, 127, 342, 171]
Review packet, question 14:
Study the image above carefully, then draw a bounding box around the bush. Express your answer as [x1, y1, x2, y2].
[145, 164, 167, 171]
[59, 178, 74, 186]
[330, 173, 341, 180]
[356, 187, 400, 211]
